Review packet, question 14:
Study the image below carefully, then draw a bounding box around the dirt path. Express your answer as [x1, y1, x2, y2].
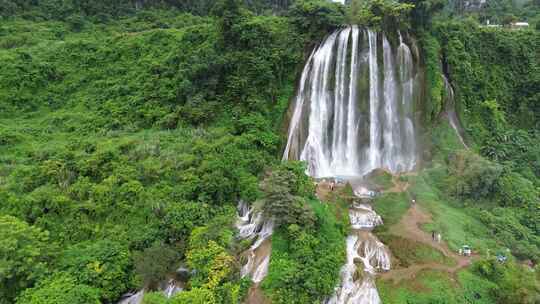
[381, 204, 474, 283]
[245, 285, 271, 304]
[315, 181, 332, 200]
[384, 176, 410, 194]
[316, 177, 473, 284]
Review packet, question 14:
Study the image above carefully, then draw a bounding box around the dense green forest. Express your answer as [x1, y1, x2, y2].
[0, 0, 539, 303]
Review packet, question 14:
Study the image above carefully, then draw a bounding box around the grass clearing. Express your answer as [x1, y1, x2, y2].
[408, 171, 496, 253]
[379, 234, 456, 267]
[379, 269, 463, 303]
[372, 191, 410, 232]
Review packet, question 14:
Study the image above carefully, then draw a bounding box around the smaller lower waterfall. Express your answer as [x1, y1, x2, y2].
[441, 74, 468, 149]
[117, 274, 185, 304]
[326, 192, 390, 304]
[349, 203, 383, 230]
[236, 201, 274, 284]
[162, 278, 184, 299]
[118, 290, 145, 304]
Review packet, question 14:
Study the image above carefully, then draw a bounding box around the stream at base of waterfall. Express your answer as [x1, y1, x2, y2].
[326, 194, 390, 304]
[118, 201, 273, 304]
[117, 273, 186, 304]
[236, 201, 274, 295]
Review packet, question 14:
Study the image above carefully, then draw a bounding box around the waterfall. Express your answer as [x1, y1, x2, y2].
[236, 201, 274, 284]
[117, 274, 184, 304]
[283, 27, 419, 178]
[349, 204, 383, 230]
[367, 29, 381, 174]
[326, 197, 390, 304]
[441, 74, 468, 149]
[283, 26, 423, 304]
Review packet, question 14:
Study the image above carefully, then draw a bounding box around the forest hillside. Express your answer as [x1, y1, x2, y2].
[0, 0, 538, 303]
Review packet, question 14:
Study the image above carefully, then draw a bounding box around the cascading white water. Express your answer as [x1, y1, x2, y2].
[162, 279, 183, 299]
[282, 26, 423, 304]
[118, 290, 145, 304]
[117, 273, 184, 304]
[441, 74, 468, 149]
[367, 29, 382, 173]
[236, 201, 274, 284]
[326, 197, 390, 304]
[349, 204, 383, 230]
[283, 27, 419, 178]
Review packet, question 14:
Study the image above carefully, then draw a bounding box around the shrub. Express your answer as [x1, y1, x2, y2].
[496, 172, 538, 208]
[0, 216, 52, 303]
[160, 202, 211, 243]
[262, 199, 346, 303]
[133, 243, 181, 289]
[289, 0, 345, 40]
[261, 164, 316, 229]
[16, 274, 100, 304]
[446, 150, 503, 199]
[58, 240, 131, 302]
[473, 259, 540, 304]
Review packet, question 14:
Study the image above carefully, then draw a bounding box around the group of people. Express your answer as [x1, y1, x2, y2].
[314, 179, 337, 193]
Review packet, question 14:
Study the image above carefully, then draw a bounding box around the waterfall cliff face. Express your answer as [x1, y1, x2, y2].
[441, 74, 468, 149]
[283, 26, 421, 178]
[283, 25, 424, 304]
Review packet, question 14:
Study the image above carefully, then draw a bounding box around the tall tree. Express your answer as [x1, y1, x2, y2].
[0, 216, 52, 304]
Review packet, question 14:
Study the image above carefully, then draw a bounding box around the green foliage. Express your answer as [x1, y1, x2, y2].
[142, 292, 168, 304]
[412, 160, 539, 261]
[478, 208, 540, 261]
[0, 215, 52, 304]
[473, 259, 540, 304]
[289, 0, 345, 40]
[420, 33, 444, 124]
[181, 209, 242, 303]
[187, 240, 235, 289]
[496, 171, 538, 207]
[186, 209, 236, 251]
[446, 150, 503, 199]
[160, 202, 211, 244]
[348, 0, 415, 30]
[456, 270, 499, 304]
[430, 120, 467, 159]
[408, 172, 495, 252]
[403, 0, 446, 29]
[16, 274, 101, 304]
[261, 162, 316, 228]
[0, 18, 302, 292]
[372, 192, 411, 230]
[434, 22, 539, 141]
[57, 240, 131, 302]
[1, 1, 537, 303]
[213, 0, 245, 48]
[425, 22, 539, 264]
[262, 199, 346, 303]
[366, 169, 394, 190]
[379, 269, 470, 303]
[481, 129, 540, 177]
[379, 234, 456, 267]
[171, 288, 217, 304]
[379, 262, 538, 303]
[134, 243, 181, 288]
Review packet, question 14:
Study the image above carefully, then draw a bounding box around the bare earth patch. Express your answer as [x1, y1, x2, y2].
[380, 204, 475, 283]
